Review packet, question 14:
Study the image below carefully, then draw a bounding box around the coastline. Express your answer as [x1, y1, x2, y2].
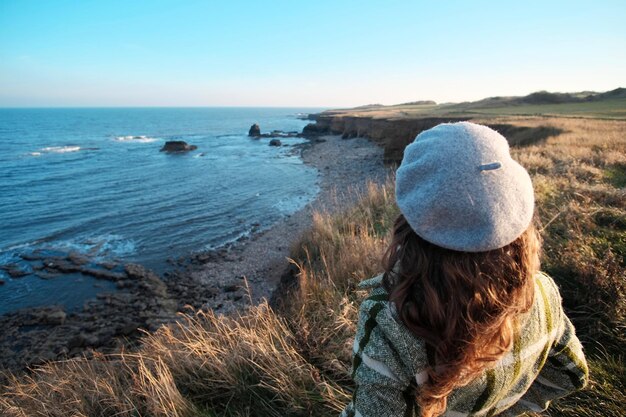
[163, 134, 389, 314]
[0, 133, 390, 373]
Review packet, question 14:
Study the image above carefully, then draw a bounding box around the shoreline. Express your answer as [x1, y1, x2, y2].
[0, 134, 390, 373]
[162, 134, 389, 314]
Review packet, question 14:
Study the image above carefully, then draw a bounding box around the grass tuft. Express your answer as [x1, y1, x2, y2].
[604, 164, 626, 188]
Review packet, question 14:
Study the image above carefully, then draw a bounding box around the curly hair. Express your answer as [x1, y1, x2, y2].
[382, 214, 541, 417]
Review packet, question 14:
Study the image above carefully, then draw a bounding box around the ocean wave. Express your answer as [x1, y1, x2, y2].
[273, 192, 318, 214]
[27, 146, 87, 156]
[1, 234, 137, 268]
[40, 146, 81, 153]
[54, 234, 137, 259]
[115, 135, 158, 143]
[201, 228, 255, 252]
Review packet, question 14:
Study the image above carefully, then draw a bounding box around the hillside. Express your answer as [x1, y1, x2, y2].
[318, 88, 626, 122]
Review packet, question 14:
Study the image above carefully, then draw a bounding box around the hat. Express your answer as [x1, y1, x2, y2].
[395, 122, 534, 252]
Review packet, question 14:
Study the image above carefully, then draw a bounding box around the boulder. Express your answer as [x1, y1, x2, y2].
[302, 123, 327, 137]
[67, 252, 89, 266]
[248, 124, 261, 137]
[0, 278, 5, 285]
[43, 258, 81, 273]
[125, 263, 151, 279]
[160, 141, 198, 153]
[19, 251, 45, 261]
[222, 284, 239, 293]
[80, 267, 126, 281]
[1, 264, 28, 278]
[100, 261, 118, 270]
[43, 309, 67, 325]
[34, 271, 61, 280]
[269, 139, 282, 146]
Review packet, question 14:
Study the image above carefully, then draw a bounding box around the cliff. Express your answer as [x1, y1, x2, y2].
[304, 113, 563, 163]
[306, 114, 470, 163]
[302, 87, 626, 162]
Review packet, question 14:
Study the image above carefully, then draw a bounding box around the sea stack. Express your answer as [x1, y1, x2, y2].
[160, 141, 198, 153]
[248, 123, 261, 137]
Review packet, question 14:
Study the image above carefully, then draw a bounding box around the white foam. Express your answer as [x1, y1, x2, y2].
[40, 146, 81, 153]
[5, 241, 39, 252]
[115, 135, 158, 143]
[45, 234, 137, 260]
[273, 190, 319, 214]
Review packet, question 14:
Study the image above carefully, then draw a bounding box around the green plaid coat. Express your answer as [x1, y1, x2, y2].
[340, 272, 588, 417]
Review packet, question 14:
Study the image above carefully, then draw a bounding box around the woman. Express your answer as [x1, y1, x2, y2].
[341, 122, 588, 417]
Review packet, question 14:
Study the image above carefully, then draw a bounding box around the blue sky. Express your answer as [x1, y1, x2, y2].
[1, 0, 625, 107]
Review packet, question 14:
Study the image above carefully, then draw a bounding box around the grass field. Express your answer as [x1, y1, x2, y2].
[462, 99, 626, 119]
[1, 115, 624, 416]
[326, 96, 626, 121]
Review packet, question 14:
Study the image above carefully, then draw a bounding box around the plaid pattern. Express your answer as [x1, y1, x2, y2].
[340, 272, 588, 417]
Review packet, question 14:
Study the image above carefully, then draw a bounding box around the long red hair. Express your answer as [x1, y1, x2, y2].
[382, 214, 540, 417]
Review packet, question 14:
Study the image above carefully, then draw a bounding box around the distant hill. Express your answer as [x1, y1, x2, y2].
[455, 88, 626, 109]
[596, 87, 626, 100]
[318, 88, 626, 121]
[397, 100, 437, 106]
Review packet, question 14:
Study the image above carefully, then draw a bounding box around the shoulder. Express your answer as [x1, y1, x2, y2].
[356, 274, 392, 321]
[356, 274, 394, 322]
[534, 271, 562, 300]
[354, 274, 429, 374]
[528, 271, 573, 348]
[358, 273, 385, 290]
[533, 271, 565, 319]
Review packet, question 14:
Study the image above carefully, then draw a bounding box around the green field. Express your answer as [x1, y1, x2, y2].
[449, 99, 626, 119]
[325, 90, 626, 121]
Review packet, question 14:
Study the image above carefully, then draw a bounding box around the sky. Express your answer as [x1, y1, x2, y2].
[1, 0, 625, 107]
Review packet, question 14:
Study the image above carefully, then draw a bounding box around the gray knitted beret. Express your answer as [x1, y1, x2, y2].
[395, 122, 534, 252]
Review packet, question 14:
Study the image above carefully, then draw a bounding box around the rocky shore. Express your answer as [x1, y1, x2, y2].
[302, 110, 565, 163]
[0, 132, 390, 374]
[303, 113, 470, 163]
[171, 133, 389, 313]
[0, 262, 175, 371]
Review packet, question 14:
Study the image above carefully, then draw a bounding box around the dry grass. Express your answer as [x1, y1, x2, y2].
[1, 303, 350, 417]
[0, 352, 195, 417]
[282, 179, 398, 385]
[1, 117, 625, 416]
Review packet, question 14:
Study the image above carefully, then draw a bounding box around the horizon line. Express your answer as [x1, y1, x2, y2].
[0, 105, 333, 109]
[1, 86, 623, 110]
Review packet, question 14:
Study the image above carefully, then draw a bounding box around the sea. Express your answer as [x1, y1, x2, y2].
[0, 107, 322, 314]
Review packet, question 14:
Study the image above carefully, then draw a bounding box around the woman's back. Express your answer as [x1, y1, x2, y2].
[342, 272, 588, 417]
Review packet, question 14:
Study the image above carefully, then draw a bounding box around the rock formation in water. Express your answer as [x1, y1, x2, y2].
[160, 141, 198, 153]
[248, 124, 261, 137]
[248, 124, 300, 139]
